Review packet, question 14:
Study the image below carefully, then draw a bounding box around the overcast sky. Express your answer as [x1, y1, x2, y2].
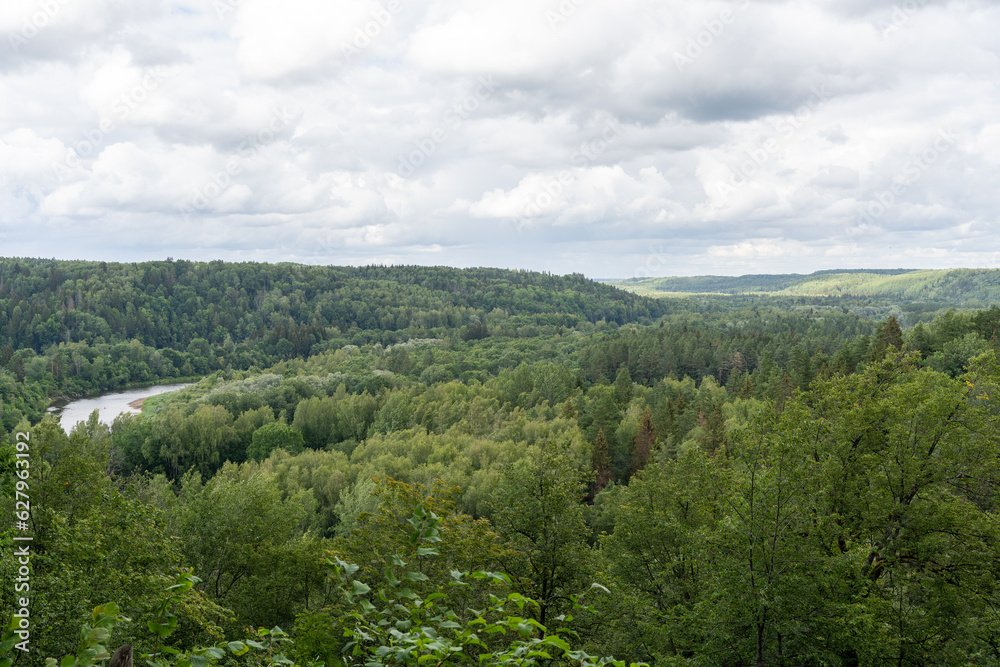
[0, 0, 997, 277]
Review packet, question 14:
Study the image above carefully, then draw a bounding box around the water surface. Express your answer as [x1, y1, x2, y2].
[48, 383, 194, 433]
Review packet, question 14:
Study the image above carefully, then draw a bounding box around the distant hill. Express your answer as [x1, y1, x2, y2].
[606, 269, 1000, 306]
[0, 258, 672, 355]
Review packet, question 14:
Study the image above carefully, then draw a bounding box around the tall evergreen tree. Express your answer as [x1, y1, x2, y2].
[614, 365, 633, 407]
[592, 427, 613, 496]
[871, 315, 905, 361]
[630, 407, 655, 476]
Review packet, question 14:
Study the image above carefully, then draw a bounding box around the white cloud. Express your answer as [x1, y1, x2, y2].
[708, 238, 809, 260]
[1, 0, 1000, 276]
[233, 0, 403, 80]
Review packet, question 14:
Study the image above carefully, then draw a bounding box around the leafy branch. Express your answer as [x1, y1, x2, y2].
[329, 504, 643, 667]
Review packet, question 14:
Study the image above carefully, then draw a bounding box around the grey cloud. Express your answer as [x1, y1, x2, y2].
[810, 166, 860, 189]
[1, 0, 1000, 277]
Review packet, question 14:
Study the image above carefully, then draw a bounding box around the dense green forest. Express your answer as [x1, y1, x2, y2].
[3, 259, 1000, 666]
[0, 258, 669, 428]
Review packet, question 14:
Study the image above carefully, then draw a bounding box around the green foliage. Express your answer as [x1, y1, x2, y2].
[489, 440, 594, 626]
[42, 602, 123, 667]
[597, 351, 1000, 665]
[167, 469, 322, 633]
[629, 407, 654, 476]
[330, 478, 506, 596]
[0, 573, 305, 667]
[590, 428, 612, 496]
[0, 258, 667, 369]
[330, 504, 643, 667]
[259, 447, 352, 536]
[870, 315, 904, 360]
[613, 268, 1000, 306]
[292, 396, 339, 449]
[0, 419, 230, 658]
[142, 404, 238, 478]
[926, 331, 992, 376]
[248, 420, 305, 461]
[15, 258, 1000, 666]
[595, 447, 717, 662]
[0, 259, 674, 424]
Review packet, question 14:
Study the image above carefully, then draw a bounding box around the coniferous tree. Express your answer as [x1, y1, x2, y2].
[630, 407, 655, 476]
[871, 315, 905, 361]
[882, 315, 904, 349]
[9, 355, 24, 383]
[908, 321, 933, 358]
[774, 373, 795, 412]
[592, 427, 613, 495]
[613, 365, 632, 407]
[789, 347, 814, 390]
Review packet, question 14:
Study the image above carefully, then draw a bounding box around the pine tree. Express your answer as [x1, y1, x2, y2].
[592, 427, 613, 495]
[10, 355, 24, 383]
[870, 316, 904, 361]
[775, 373, 795, 413]
[882, 316, 904, 350]
[630, 407, 655, 476]
[908, 321, 933, 358]
[614, 365, 633, 407]
[789, 347, 814, 390]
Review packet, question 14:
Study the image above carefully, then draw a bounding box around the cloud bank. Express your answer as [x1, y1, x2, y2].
[1, 0, 998, 277]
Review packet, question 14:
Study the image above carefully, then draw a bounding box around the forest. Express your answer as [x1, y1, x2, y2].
[609, 267, 1000, 305]
[4, 258, 1000, 666]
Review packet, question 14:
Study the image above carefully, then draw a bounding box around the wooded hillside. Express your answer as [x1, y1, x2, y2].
[3, 260, 1000, 666]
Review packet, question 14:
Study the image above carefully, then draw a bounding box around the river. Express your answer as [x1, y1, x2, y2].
[47, 382, 195, 433]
